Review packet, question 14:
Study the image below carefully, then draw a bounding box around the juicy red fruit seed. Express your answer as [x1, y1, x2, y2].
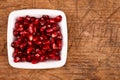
[12, 15, 63, 64]
[55, 15, 62, 22]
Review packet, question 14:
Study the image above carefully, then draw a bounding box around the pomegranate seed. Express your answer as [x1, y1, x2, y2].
[25, 15, 31, 21]
[15, 22, 20, 28]
[20, 30, 29, 36]
[43, 40, 50, 45]
[55, 15, 62, 22]
[27, 55, 31, 61]
[35, 41, 42, 45]
[17, 27, 24, 32]
[28, 34, 33, 41]
[52, 43, 58, 49]
[32, 59, 38, 64]
[17, 17, 24, 22]
[21, 57, 26, 61]
[36, 49, 42, 55]
[40, 55, 45, 61]
[42, 15, 49, 19]
[39, 36, 44, 40]
[46, 24, 51, 28]
[34, 18, 39, 25]
[28, 41, 33, 46]
[35, 53, 40, 59]
[14, 57, 20, 62]
[46, 28, 53, 33]
[20, 42, 27, 49]
[43, 45, 50, 50]
[33, 36, 38, 42]
[49, 18, 55, 23]
[51, 31, 57, 38]
[28, 24, 34, 33]
[26, 47, 33, 54]
[30, 17, 36, 22]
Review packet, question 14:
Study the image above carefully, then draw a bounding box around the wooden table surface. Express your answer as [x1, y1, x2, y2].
[0, 0, 120, 80]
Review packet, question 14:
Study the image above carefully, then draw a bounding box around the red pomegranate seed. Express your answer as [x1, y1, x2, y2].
[30, 17, 35, 22]
[51, 31, 57, 38]
[28, 41, 33, 46]
[35, 41, 42, 45]
[34, 18, 39, 25]
[14, 56, 20, 62]
[20, 30, 29, 36]
[55, 15, 62, 22]
[49, 18, 55, 23]
[20, 42, 27, 49]
[17, 27, 24, 32]
[32, 59, 38, 64]
[17, 17, 24, 22]
[40, 55, 45, 61]
[43, 40, 50, 45]
[25, 15, 31, 21]
[27, 55, 31, 61]
[26, 47, 33, 54]
[46, 28, 53, 33]
[42, 15, 49, 19]
[21, 57, 27, 61]
[35, 53, 40, 59]
[28, 24, 34, 33]
[28, 34, 33, 41]
[52, 43, 58, 49]
[40, 26, 46, 32]
[36, 49, 42, 55]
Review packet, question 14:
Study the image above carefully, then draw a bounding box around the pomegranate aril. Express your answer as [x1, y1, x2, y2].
[30, 17, 36, 22]
[40, 55, 45, 61]
[28, 34, 33, 41]
[28, 41, 33, 46]
[51, 31, 57, 38]
[20, 42, 27, 49]
[55, 56, 60, 60]
[32, 59, 38, 64]
[42, 15, 49, 19]
[40, 26, 46, 32]
[40, 20, 45, 26]
[20, 30, 29, 36]
[43, 40, 50, 45]
[17, 17, 24, 22]
[43, 45, 50, 50]
[55, 15, 62, 22]
[34, 18, 39, 25]
[13, 52, 18, 58]
[35, 53, 40, 59]
[26, 47, 33, 54]
[14, 56, 20, 62]
[36, 49, 42, 55]
[21, 57, 27, 61]
[46, 28, 53, 33]
[28, 24, 34, 33]
[49, 18, 55, 23]
[27, 55, 31, 62]
[35, 41, 42, 45]
[25, 15, 31, 21]
[49, 54, 56, 60]
[52, 43, 58, 49]
[15, 22, 20, 28]
[17, 27, 24, 32]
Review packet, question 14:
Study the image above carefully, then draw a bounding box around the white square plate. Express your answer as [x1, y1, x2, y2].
[7, 9, 68, 69]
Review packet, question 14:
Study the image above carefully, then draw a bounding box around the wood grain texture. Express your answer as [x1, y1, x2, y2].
[0, 0, 120, 80]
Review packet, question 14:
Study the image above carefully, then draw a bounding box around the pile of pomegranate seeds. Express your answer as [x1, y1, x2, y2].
[11, 15, 62, 64]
